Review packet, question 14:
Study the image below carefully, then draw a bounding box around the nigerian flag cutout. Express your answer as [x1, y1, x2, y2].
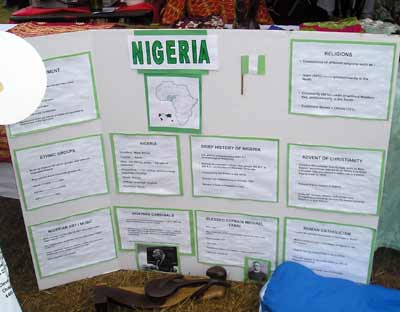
[241, 54, 266, 95]
[241, 54, 266, 75]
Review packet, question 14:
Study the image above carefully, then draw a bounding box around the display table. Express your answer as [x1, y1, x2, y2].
[10, 3, 157, 24]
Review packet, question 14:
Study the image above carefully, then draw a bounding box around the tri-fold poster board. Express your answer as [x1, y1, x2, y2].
[6, 29, 399, 289]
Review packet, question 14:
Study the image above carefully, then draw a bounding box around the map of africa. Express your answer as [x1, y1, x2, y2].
[155, 81, 198, 126]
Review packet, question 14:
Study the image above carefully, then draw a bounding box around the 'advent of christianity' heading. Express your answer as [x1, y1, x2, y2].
[128, 35, 219, 70]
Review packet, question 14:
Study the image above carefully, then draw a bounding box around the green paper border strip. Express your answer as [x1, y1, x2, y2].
[144, 73, 202, 134]
[194, 210, 280, 269]
[8, 52, 101, 137]
[113, 206, 196, 256]
[109, 133, 184, 196]
[286, 143, 386, 216]
[13, 134, 110, 211]
[288, 39, 397, 121]
[135, 242, 181, 273]
[134, 30, 207, 36]
[257, 55, 266, 75]
[28, 207, 118, 279]
[282, 217, 376, 284]
[138, 69, 209, 75]
[241, 55, 249, 74]
[190, 135, 279, 203]
[243, 257, 272, 282]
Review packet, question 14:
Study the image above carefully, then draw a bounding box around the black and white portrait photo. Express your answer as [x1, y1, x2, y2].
[137, 245, 179, 273]
[245, 258, 270, 283]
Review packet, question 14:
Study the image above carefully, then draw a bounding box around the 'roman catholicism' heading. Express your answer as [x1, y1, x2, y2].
[128, 34, 219, 70]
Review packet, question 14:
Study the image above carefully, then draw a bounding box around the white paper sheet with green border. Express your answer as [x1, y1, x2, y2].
[113, 206, 195, 255]
[8, 52, 100, 137]
[190, 135, 279, 202]
[13, 134, 109, 211]
[195, 210, 279, 269]
[287, 143, 385, 215]
[288, 39, 397, 120]
[28, 207, 117, 278]
[283, 217, 376, 284]
[110, 133, 183, 196]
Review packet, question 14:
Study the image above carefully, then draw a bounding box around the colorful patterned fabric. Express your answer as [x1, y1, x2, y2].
[256, 0, 273, 25]
[221, 0, 274, 25]
[300, 17, 363, 33]
[9, 21, 116, 38]
[187, 0, 220, 18]
[163, 0, 273, 26]
[220, 0, 235, 24]
[0, 127, 11, 163]
[161, 0, 186, 25]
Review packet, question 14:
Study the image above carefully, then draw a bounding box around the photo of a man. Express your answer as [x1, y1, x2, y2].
[137, 245, 179, 273]
[151, 248, 172, 272]
[248, 261, 267, 282]
[245, 257, 270, 283]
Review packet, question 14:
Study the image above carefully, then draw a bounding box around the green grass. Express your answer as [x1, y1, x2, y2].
[0, 0, 13, 23]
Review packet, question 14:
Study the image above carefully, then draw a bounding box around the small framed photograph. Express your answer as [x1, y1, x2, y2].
[136, 244, 180, 273]
[244, 257, 271, 283]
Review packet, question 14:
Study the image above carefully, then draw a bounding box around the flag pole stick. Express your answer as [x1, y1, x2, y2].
[241, 73, 244, 95]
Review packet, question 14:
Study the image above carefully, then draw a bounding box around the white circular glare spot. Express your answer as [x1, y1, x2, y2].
[0, 32, 47, 125]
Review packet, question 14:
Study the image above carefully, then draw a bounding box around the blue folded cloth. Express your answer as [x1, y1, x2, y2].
[259, 262, 400, 312]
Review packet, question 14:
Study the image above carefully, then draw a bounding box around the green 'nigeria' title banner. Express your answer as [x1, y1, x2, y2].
[128, 32, 219, 70]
